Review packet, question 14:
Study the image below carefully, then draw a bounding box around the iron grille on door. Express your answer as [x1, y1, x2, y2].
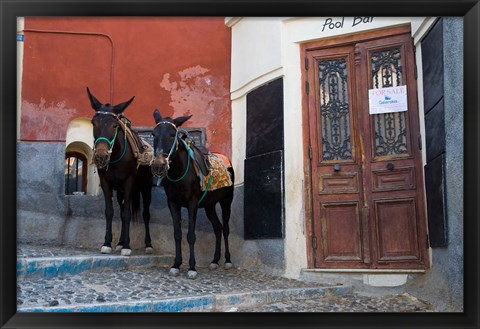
[370, 47, 408, 157]
[318, 58, 353, 161]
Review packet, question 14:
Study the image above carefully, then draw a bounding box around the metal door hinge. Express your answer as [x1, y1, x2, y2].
[426, 234, 430, 249]
[305, 81, 310, 94]
[305, 57, 309, 70]
[418, 135, 422, 150]
[312, 236, 317, 249]
[309, 146, 313, 159]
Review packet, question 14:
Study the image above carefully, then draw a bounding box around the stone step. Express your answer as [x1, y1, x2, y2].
[17, 244, 174, 279]
[17, 254, 174, 279]
[17, 245, 352, 312]
[17, 265, 351, 312]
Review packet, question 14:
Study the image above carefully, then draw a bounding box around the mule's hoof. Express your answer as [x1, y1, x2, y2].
[100, 246, 112, 254]
[145, 247, 154, 254]
[121, 248, 132, 256]
[115, 245, 123, 252]
[187, 270, 198, 280]
[224, 262, 234, 270]
[209, 263, 219, 271]
[169, 268, 180, 276]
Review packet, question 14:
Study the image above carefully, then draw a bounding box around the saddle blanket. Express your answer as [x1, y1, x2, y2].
[201, 153, 233, 191]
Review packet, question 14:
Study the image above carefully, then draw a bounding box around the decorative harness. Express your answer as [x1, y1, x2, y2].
[93, 111, 128, 165]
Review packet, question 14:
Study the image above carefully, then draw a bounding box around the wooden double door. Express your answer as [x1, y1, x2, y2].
[303, 26, 429, 269]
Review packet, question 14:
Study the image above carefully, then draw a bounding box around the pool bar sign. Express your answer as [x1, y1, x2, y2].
[368, 85, 408, 115]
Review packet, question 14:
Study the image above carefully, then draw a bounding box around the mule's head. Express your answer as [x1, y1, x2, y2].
[87, 87, 135, 169]
[150, 108, 192, 178]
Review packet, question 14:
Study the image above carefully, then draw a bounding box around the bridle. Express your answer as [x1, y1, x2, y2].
[154, 120, 179, 162]
[92, 111, 127, 165]
[151, 120, 191, 182]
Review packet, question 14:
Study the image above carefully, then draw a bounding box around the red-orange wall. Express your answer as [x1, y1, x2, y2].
[21, 17, 232, 156]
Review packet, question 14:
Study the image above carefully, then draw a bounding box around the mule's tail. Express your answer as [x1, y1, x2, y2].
[131, 189, 142, 223]
[131, 175, 142, 223]
[131, 165, 153, 223]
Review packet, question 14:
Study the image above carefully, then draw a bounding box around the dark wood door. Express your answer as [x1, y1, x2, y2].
[304, 28, 429, 269]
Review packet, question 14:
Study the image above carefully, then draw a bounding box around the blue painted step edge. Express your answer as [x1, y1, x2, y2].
[18, 286, 353, 313]
[17, 255, 173, 279]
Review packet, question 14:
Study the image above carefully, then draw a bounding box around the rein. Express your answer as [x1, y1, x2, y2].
[166, 143, 190, 182]
[93, 112, 128, 164]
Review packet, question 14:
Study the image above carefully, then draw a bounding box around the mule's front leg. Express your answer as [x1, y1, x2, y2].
[119, 178, 135, 256]
[186, 202, 199, 279]
[100, 184, 114, 254]
[168, 200, 182, 276]
[115, 191, 125, 252]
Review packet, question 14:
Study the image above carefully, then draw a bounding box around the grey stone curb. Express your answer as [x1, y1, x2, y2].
[18, 286, 352, 313]
[17, 254, 174, 279]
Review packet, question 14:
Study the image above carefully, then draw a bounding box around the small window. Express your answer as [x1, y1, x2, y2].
[65, 152, 87, 195]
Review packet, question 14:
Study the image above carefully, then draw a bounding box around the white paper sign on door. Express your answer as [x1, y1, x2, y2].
[368, 85, 408, 115]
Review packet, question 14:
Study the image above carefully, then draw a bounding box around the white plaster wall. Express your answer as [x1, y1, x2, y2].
[231, 96, 247, 185]
[65, 118, 100, 195]
[230, 18, 283, 96]
[229, 16, 436, 279]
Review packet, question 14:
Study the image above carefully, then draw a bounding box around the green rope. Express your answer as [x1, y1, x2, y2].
[108, 128, 127, 164]
[198, 174, 213, 205]
[164, 136, 212, 205]
[166, 147, 190, 182]
[93, 124, 127, 164]
[94, 126, 118, 148]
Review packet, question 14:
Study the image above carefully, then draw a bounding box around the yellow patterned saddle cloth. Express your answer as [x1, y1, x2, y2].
[201, 153, 233, 191]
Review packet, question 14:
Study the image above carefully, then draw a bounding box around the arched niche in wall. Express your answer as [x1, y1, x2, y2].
[65, 117, 99, 196]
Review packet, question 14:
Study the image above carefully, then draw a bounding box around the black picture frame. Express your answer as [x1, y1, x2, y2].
[1, 1, 479, 328]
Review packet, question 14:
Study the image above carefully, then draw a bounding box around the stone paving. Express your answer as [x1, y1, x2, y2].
[16, 244, 434, 312]
[236, 292, 434, 312]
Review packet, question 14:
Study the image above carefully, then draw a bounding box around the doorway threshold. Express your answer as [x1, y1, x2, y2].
[303, 268, 426, 274]
[301, 268, 426, 287]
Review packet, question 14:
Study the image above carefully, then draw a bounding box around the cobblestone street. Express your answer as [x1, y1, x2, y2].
[236, 292, 433, 312]
[17, 244, 434, 313]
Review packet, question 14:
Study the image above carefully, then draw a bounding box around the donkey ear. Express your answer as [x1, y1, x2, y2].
[113, 96, 135, 114]
[153, 108, 162, 124]
[173, 115, 192, 127]
[86, 87, 102, 110]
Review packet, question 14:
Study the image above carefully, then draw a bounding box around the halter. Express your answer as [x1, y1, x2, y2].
[153, 120, 191, 182]
[93, 111, 127, 164]
[155, 120, 179, 161]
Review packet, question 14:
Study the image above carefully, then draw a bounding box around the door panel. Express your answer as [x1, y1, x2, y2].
[321, 202, 362, 262]
[371, 166, 415, 191]
[374, 198, 420, 262]
[304, 27, 429, 269]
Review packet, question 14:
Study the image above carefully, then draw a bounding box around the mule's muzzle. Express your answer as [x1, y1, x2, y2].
[93, 148, 111, 169]
[151, 155, 169, 178]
